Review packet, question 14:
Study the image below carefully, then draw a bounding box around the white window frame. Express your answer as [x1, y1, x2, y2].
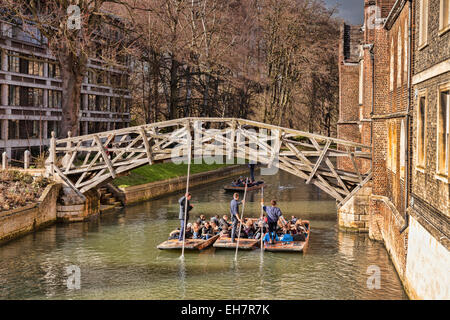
[390, 38, 395, 91]
[436, 83, 450, 180]
[400, 119, 406, 179]
[404, 19, 408, 78]
[416, 91, 427, 171]
[359, 60, 364, 105]
[419, 0, 429, 49]
[388, 121, 398, 173]
[439, 0, 450, 35]
[397, 28, 402, 88]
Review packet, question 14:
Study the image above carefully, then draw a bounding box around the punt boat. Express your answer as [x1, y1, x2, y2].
[157, 234, 220, 251]
[213, 218, 261, 250]
[223, 182, 265, 192]
[263, 220, 310, 253]
[213, 236, 260, 250]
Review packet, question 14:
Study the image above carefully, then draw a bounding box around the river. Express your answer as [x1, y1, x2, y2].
[0, 170, 407, 299]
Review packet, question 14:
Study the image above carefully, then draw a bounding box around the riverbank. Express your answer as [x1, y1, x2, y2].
[0, 183, 61, 245]
[0, 162, 249, 244]
[112, 160, 233, 189]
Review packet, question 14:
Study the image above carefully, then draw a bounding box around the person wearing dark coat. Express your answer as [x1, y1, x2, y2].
[248, 163, 256, 182]
[230, 192, 244, 242]
[262, 199, 287, 244]
[178, 192, 193, 241]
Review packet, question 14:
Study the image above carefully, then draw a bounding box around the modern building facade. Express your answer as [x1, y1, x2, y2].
[0, 19, 131, 161]
[338, 0, 449, 299]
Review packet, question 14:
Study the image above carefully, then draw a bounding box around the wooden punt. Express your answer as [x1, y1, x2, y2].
[223, 182, 265, 192]
[263, 221, 310, 253]
[157, 234, 220, 251]
[213, 236, 260, 250]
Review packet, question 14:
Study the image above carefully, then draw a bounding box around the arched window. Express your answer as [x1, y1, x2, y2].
[404, 19, 408, 78]
[400, 119, 406, 179]
[419, 0, 429, 47]
[390, 38, 394, 91]
[397, 27, 402, 87]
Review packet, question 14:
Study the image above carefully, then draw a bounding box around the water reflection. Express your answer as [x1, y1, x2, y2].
[0, 170, 407, 299]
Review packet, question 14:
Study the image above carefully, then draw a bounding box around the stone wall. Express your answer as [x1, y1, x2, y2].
[0, 183, 61, 244]
[404, 215, 450, 299]
[118, 165, 249, 205]
[338, 184, 371, 232]
[56, 187, 100, 222]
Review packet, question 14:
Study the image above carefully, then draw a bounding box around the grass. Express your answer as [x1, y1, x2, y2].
[112, 158, 239, 188]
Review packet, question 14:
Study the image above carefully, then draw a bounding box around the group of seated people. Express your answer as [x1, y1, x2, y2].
[262, 216, 309, 243]
[168, 214, 234, 240]
[168, 215, 308, 243]
[231, 176, 264, 188]
[239, 216, 308, 242]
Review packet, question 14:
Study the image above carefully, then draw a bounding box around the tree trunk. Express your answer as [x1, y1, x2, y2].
[185, 66, 192, 117]
[58, 52, 84, 138]
[202, 73, 210, 117]
[168, 56, 179, 120]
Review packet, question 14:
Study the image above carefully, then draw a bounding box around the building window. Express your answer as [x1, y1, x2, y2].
[440, 0, 450, 33]
[7, 52, 20, 73]
[417, 94, 426, 168]
[359, 61, 364, 105]
[390, 39, 394, 91]
[7, 52, 44, 76]
[48, 63, 60, 79]
[96, 96, 108, 111]
[48, 90, 62, 109]
[88, 70, 95, 84]
[8, 120, 19, 139]
[8, 85, 20, 106]
[397, 28, 402, 88]
[400, 119, 406, 179]
[8, 86, 43, 107]
[19, 120, 40, 139]
[88, 95, 96, 111]
[47, 121, 59, 138]
[404, 20, 408, 78]
[419, 0, 429, 48]
[28, 59, 44, 77]
[388, 121, 397, 172]
[437, 85, 449, 176]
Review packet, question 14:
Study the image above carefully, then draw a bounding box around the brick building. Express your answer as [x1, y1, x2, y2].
[0, 18, 131, 161]
[337, 23, 364, 172]
[338, 0, 449, 299]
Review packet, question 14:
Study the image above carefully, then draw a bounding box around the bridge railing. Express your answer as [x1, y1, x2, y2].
[48, 117, 371, 207]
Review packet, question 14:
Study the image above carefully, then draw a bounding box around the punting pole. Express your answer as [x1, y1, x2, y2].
[260, 186, 264, 253]
[180, 125, 192, 260]
[234, 178, 249, 262]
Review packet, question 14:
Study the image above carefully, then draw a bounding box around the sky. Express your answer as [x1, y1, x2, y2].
[325, 0, 364, 25]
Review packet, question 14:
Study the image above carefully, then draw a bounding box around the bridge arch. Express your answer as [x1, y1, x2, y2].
[48, 118, 371, 207]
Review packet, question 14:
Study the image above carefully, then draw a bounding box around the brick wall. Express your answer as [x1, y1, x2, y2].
[368, 0, 412, 284]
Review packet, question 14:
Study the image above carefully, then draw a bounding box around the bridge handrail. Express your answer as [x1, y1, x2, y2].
[54, 117, 371, 150]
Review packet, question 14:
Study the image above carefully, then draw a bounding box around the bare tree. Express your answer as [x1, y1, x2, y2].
[2, 0, 135, 137]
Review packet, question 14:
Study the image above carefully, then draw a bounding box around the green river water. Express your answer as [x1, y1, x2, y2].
[0, 170, 407, 299]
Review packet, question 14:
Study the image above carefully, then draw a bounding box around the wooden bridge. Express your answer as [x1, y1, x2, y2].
[47, 117, 372, 208]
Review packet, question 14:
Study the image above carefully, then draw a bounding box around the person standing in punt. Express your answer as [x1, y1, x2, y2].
[230, 192, 245, 243]
[178, 192, 193, 241]
[262, 199, 287, 244]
